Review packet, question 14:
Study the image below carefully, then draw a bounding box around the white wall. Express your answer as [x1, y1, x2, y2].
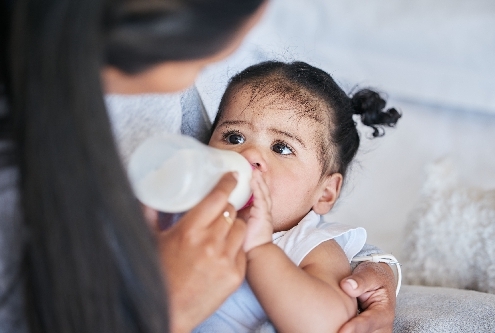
[249, 0, 495, 114]
[325, 100, 495, 257]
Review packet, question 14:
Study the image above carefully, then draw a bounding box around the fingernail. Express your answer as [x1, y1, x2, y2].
[232, 171, 239, 180]
[346, 279, 358, 290]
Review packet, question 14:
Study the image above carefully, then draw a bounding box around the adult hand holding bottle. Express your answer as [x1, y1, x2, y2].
[158, 173, 247, 333]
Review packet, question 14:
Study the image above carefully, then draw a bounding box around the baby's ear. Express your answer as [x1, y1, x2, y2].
[312, 173, 343, 215]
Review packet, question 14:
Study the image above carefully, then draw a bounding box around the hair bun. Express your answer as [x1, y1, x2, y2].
[351, 89, 401, 137]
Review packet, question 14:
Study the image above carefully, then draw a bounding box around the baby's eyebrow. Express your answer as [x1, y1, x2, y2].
[269, 128, 306, 148]
[217, 120, 252, 129]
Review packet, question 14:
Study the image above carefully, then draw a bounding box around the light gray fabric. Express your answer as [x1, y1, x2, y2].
[105, 93, 183, 166]
[394, 285, 495, 332]
[254, 321, 276, 333]
[180, 86, 212, 144]
[0, 143, 28, 333]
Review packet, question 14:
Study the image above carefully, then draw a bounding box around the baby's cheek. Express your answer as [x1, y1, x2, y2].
[269, 202, 290, 230]
[207, 136, 221, 148]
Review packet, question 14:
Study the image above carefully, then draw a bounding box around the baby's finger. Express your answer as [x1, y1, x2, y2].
[180, 172, 238, 229]
[251, 177, 268, 213]
[250, 174, 261, 199]
[254, 171, 272, 211]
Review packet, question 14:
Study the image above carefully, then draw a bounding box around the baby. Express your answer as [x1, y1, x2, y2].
[197, 61, 401, 332]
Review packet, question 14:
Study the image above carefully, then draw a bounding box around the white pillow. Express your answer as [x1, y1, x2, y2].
[402, 158, 495, 294]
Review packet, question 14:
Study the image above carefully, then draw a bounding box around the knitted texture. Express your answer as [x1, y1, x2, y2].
[105, 93, 182, 166]
[402, 158, 495, 293]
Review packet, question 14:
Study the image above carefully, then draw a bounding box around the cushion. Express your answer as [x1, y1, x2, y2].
[395, 285, 495, 332]
[402, 158, 495, 293]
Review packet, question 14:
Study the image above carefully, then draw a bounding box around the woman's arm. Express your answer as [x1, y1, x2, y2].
[246, 240, 357, 333]
[157, 173, 247, 333]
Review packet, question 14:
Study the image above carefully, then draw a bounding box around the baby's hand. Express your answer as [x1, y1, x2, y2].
[243, 170, 273, 252]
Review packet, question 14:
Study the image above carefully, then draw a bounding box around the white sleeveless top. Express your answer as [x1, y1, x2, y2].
[194, 211, 367, 333]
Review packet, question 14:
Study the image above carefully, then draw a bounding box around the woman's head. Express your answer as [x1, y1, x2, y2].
[3, 0, 265, 332]
[213, 61, 401, 180]
[105, 0, 266, 73]
[103, 0, 267, 93]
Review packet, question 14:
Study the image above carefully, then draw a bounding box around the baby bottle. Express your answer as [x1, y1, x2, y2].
[127, 133, 253, 213]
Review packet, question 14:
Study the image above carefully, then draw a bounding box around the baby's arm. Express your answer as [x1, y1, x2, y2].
[247, 241, 356, 333]
[244, 173, 357, 333]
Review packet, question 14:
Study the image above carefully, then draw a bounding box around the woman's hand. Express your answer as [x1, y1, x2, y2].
[157, 172, 247, 333]
[338, 262, 397, 333]
[242, 170, 273, 252]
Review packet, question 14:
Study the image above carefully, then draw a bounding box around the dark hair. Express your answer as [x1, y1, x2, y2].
[2, 0, 263, 332]
[213, 61, 401, 179]
[106, 0, 263, 73]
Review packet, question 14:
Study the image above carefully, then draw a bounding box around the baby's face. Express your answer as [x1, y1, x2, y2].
[209, 86, 329, 231]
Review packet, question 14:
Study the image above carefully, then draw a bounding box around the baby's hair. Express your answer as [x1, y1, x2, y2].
[212, 61, 401, 179]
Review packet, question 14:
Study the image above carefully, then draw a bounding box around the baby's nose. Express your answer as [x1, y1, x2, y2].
[241, 148, 267, 172]
[250, 161, 266, 172]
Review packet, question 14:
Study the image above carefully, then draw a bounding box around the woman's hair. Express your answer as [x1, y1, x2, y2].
[106, 0, 263, 73]
[213, 61, 401, 179]
[1, 0, 263, 332]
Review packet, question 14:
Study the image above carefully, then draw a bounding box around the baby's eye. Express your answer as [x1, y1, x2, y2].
[272, 142, 293, 155]
[224, 132, 245, 145]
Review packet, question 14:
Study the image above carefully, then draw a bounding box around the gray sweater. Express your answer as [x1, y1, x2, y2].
[0, 142, 27, 333]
